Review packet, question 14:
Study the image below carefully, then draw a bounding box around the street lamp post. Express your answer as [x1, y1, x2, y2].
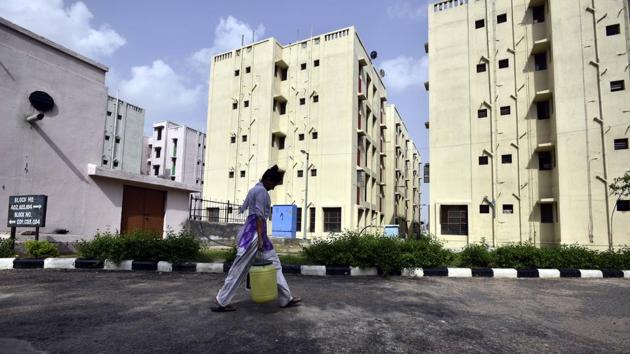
[300, 149, 309, 240]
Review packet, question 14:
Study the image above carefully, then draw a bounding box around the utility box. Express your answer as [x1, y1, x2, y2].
[271, 204, 298, 238]
[384, 224, 399, 238]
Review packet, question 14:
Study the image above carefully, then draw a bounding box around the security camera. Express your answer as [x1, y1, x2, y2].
[26, 113, 44, 123]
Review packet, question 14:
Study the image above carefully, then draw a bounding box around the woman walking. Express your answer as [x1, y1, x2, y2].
[211, 165, 301, 312]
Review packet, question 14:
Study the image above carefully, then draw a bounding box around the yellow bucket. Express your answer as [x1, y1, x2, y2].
[249, 260, 278, 304]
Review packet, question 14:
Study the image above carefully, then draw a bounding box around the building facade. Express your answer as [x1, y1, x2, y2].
[145, 121, 206, 187]
[101, 96, 145, 173]
[0, 17, 198, 239]
[427, 0, 630, 249]
[203, 27, 421, 238]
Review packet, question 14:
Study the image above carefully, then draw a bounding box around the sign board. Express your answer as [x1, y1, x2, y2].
[7, 195, 47, 227]
[271, 204, 298, 238]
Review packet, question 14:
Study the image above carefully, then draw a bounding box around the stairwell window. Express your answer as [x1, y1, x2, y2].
[538, 151, 553, 170]
[497, 13, 507, 24]
[534, 52, 547, 71]
[498, 59, 509, 69]
[537, 101, 551, 120]
[475, 19, 485, 29]
[610, 80, 625, 92]
[533, 5, 545, 23]
[540, 203, 554, 223]
[606, 24, 620, 36]
[614, 138, 628, 150]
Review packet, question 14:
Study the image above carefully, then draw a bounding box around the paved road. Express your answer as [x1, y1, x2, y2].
[0, 270, 629, 353]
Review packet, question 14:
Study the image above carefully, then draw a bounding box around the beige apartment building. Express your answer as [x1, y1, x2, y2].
[203, 27, 421, 238]
[427, 0, 630, 249]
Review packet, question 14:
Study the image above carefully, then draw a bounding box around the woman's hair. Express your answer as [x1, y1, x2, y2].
[261, 165, 283, 184]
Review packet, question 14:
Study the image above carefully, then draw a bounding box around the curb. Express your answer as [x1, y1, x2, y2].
[0, 258, 629, 279]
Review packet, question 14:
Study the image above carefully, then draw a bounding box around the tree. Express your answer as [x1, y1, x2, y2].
[609, 172, 630, 250]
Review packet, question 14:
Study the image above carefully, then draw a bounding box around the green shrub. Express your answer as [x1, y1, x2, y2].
[24, 240, 59, 258]
[0, 238, 15, 257]
[597, 248, 630, 269]
[196, 247, 236, 262]
[279, 253, 311, 265]
[76, 231, 200, 264]
[459, 243, 493, 267]
[491, 243, 540, 269]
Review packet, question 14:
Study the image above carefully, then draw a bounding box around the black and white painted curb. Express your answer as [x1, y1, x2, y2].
[1, 258, 629, 279]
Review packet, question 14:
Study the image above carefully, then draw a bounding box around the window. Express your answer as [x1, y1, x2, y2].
[479, 156, 489, 165]
[503, 204, 514, 214]
[475, 19, 485, 29]
[309, 207, 316, 233]
[298, 134, 305, 141]
[479, 204, 490, 214]
[313, 95, 319, 103]
[540, 203, 554, 223]
[230, 136, 236, 144]
[476, 63, 487, 73]
[104, 135, 110, 141]
[117, 114, 122, 120]
[611, 80, 625, 92]
[311, 169, 317, 177]
[300, 63, 307, 70]
[207, 208, 220, 223]
[244, 100, 249, 108]
[242, 135, 247, 142]
[102, 159, 108, 165]
[538, 151, 553, 170]
[501, 154, 512, 164]
[478, 109, 488, 118]
[229, 171, 234, 178]
[617, 200, 630, 212]
[314, 59, 320, 67]
[275, 101, 287, 114]
[240, 170, 246, 178]
[245, 66, 251, 73]
[155, 127, 163, 140]
[497, 13, 507, 24]
[498, 59, 509, 69]
[534, 52, 547, 71]
[440, 205, 468, 235]
[614, 138, 629, 150]
[296, 207, 302, 231]
[115, 137, 120, 143]
[106, 111, 112, 116]
[299, 98, 306, 105]
[323, 208, 342, 232]
[234, 70, 240, 77]
[278, 136, 285, 150]
[232, 102, 238, 110]
[153, 165, 160, 176]
[537, 101, 550, 119]
[297, 170, 303, 177]
[155, 147, 161, 158]
[312, 132, 318, 139]
[533, 5, 545, 23]
[500, 106, 511, 116]
[606, 24, 620, 36]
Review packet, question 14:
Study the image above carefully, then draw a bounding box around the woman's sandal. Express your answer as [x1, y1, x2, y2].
[211, 304, 236, 312]
[281, 297, 302, 308]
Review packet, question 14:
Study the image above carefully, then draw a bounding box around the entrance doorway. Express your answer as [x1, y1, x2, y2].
[121, 185, 166, 236]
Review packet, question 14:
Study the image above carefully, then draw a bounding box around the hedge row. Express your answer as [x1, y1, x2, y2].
[303, 232, 630, 274]
[76, 231, 199, 263]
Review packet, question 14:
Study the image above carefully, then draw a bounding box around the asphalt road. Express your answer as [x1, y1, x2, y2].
[0, 270, 629, 353]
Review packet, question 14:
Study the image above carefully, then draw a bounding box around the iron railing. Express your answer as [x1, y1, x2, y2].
[189, 197, 246, 224]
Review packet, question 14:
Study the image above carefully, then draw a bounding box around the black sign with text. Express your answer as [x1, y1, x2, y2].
[7, 195, 47, 227]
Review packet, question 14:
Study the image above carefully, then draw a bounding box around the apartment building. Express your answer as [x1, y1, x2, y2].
[101, 96, 145, 173]
[146, 121, 206, 187]
[203, 26, 421, 238]
[427, 0, 630, 249]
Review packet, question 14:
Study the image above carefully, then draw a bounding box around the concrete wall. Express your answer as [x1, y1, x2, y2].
[101, 96, 145, 174]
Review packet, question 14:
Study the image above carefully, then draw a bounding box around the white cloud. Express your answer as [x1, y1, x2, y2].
[0, 0, 125, 58]
[115, 60, 203, 121]
[380, 56, 428, 92]
[387, 1, 429, 20]
[190, 16, 265, 70]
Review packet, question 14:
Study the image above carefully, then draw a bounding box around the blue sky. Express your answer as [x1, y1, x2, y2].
[1, 0, 431, 221]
